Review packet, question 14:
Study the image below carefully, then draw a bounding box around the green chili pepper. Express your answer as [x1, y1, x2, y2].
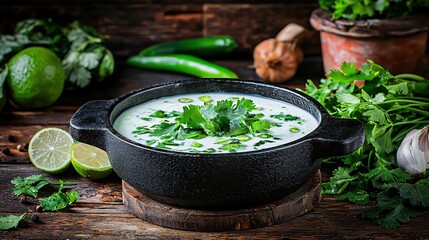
[139, 35, 238, 57]
[127, 54, 238, 78]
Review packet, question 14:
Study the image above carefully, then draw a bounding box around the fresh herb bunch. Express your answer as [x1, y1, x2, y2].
[304, 60, 429, 228]
[319, 0, 429, 20]
[0, 18, 114, 88]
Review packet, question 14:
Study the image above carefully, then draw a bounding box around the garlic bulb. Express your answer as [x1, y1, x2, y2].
[253, 38, 302, 83]
[397, 126, 429, 175]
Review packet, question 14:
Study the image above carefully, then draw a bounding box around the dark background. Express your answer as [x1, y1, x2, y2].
[0, 0, 321, 60]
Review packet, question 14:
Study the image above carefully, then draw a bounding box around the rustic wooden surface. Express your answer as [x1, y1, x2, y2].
[122, 171, 321, 232]
[1, 57, 429, 239]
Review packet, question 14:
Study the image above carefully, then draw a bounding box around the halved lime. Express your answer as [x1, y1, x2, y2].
[71, 142, 112, 180]
[28, 128, 74, 174]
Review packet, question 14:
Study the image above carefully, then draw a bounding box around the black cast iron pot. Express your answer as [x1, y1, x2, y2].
[70, 79, 364, 209]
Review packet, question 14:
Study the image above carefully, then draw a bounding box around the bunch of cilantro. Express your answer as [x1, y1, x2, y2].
[304, 60, 429, 228]
[0, 18, 114, 88]
[319, 0, 429, 20]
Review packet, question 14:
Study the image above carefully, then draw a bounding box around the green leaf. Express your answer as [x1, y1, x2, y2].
[79, 52, 100, 69]
[395, 178, 429, 207]
[340, 61, 358, 76]
[0, 213, 28, 230]
[336, 93, 360, 104]
[385, 82, 409, 96]
[69, 66, 92, 88]
[270, 112, 301, 121]
[40, 190, 79, 211]
[99, 48, 115, 79]
[362, 106, 389, 125]
[369, 125, 394, 153]
[321, 167, 358, 194]
[375, 191, 417, 229]
[11, 175, 50, 198]
[251, 120, 271, 133]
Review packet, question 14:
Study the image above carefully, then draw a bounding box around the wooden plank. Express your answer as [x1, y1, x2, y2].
[1, 154, 429, 238]
[203, 3, 321, 55]
[0, 4, 203, 58]
[0, 3, 320, 57]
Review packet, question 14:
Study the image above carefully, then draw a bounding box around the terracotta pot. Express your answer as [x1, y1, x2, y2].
[310, 8, 429, 74]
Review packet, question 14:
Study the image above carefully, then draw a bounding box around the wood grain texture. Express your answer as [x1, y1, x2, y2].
[1, 159, 428, 237]
[203, 3, 320, 55]
[0, 2, 321, 57]
[123, 171, 321, 231]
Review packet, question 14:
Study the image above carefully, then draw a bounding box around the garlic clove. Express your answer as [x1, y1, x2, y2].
[397, 129, 428, 175]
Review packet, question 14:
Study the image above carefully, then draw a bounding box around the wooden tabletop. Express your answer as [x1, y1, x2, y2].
[1, 58, 429, 239]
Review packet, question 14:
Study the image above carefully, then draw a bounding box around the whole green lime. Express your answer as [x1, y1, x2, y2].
[7, 47, 65, 108]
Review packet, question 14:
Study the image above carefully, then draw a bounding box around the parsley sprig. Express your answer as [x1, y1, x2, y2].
[304, 60, 429, 228]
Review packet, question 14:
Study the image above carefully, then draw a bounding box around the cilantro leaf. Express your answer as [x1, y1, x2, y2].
[40, 190, 79, 211]
[251, 120, 271, 133]
[0, 213, 28, 230]
[395, 178, 429, 207]
[11, 175, 50, 198]
[11, 175, 77, 198]
[364, 190, 417, 229]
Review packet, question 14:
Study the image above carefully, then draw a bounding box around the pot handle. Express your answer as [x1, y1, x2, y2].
[310, 116, 364, 159]
[69, 100, 115, 150]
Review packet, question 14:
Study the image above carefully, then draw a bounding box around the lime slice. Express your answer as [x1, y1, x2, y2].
[71, 142, 113, 180]
[28, 128, 74, 174]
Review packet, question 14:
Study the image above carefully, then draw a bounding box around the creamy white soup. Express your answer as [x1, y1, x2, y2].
[113, 92, 318, 153]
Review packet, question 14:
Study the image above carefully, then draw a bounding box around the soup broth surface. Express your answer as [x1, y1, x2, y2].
[113, 92, 318, 153]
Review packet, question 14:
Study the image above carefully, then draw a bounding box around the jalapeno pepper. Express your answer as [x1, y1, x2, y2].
[126, 54, 238, 78]
[139, 35, 238, 57]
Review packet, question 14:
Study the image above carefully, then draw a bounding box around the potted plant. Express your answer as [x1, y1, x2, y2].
[310, 0, 429, 74]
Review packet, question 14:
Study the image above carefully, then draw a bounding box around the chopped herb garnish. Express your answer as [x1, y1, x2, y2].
[271, 112, 301, 121]
[129, 96, 306, 153]
[254, 140, 275, 147]
[150, 110, 167, 118]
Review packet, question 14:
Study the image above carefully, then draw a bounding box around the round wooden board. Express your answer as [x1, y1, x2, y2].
[122, 170, 322, 232]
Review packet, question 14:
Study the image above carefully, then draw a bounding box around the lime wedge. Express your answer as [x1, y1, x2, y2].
[71, 142, 112, 180]
[28, 128, 74, 174]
